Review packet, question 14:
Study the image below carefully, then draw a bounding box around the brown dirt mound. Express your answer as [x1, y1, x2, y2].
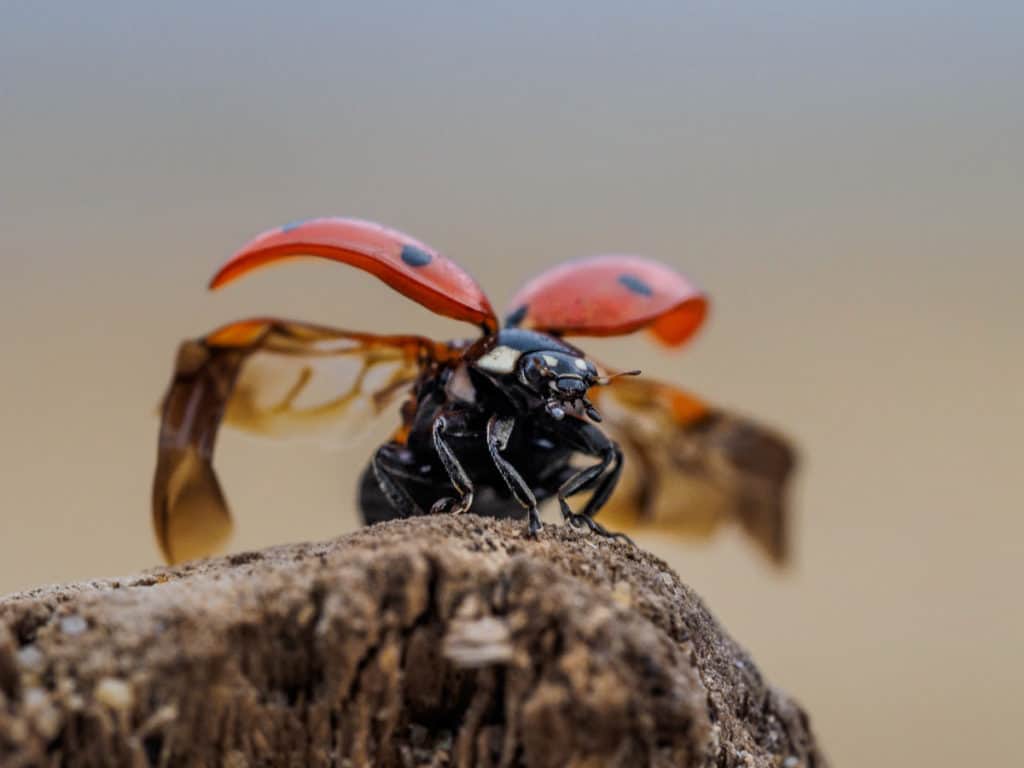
[0, 515, 826, 767]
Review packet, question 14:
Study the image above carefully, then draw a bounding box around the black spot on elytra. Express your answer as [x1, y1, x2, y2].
[505, 304, 528, 327]
[618, 273, 654, 297]
[400, 244, 433, 267]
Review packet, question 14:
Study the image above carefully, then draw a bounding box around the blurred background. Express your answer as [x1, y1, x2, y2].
[1, 2, 1021, 765]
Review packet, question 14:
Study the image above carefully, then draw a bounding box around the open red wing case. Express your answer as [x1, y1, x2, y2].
[507, 255, 708, 346]
[211, 217, 498, 332]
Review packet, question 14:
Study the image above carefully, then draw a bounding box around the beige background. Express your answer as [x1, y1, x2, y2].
[1, 4, 1021, 765]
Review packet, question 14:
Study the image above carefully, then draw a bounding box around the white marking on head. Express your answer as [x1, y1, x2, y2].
[542, 354, 560, 368]
[476, 345, 520, 374]
[574, 357, 589, 371]
[445, 364, 476, 403]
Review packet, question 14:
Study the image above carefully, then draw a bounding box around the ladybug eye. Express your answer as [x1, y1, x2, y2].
[523, 355, 547, 376]
[518, 353, 554, 386]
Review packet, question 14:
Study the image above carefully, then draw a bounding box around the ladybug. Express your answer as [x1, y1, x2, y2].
[153, 218, 796, 564]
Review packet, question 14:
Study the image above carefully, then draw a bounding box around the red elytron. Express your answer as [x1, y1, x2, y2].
[153, 217, 796, 564]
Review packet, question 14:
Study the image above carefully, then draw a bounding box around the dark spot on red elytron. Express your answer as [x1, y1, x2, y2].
[618, 273, 654, 297]
[505, 304, 528, 327]
[400, 244, 433, 267]
[281, 218, 313, 233]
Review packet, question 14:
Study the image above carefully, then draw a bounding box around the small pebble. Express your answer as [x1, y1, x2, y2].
[16, 645, 43, 670]
[24, 687, 61, 740]
[95, 677, 134, 711]
[443, 617, 513, 668]
[60, 615, 88, 636]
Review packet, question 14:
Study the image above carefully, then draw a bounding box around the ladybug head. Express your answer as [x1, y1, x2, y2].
[516, 350, 603, 421]
[471, 329, 640, 423]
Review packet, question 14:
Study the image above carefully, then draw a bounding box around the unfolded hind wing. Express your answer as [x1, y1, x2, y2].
[592, 374, 797, 564]
[153, 318, 448, 563]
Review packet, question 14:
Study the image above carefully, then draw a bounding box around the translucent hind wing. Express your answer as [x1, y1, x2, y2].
[215, 320, 433, 440]
[153, 318, 446, 563]
[592, 374, 797, 564]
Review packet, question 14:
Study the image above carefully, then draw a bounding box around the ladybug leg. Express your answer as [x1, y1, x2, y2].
[553, 423, 631, 542]
[486, 414, 542, 536]
[581, 444, 624, 520]
[430, 415, 475, 515]
[369, 443, 425, 520]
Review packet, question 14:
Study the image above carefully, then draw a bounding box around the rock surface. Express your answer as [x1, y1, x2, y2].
[0, 515, 827, 767]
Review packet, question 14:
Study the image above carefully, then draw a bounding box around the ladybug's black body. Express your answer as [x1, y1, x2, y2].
[359, 328, 625, 537]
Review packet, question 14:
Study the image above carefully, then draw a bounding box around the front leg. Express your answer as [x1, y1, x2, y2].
[486, 414, 542, 536]
[552, 421, 631, 541]
[431, 415, 475, 515]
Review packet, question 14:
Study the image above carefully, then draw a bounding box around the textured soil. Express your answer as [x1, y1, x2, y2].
[0, 515, 827, 767]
